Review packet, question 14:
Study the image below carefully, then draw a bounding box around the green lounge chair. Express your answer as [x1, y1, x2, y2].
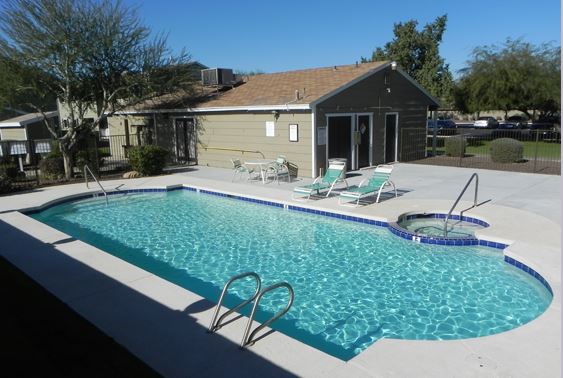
[292, 164, 348, 201]
[338, 164, 397, 206]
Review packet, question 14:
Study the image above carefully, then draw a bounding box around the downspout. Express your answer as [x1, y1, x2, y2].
[311, 105, 316, 179]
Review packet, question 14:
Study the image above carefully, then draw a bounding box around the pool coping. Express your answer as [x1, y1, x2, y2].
[2, 175, 560, 375]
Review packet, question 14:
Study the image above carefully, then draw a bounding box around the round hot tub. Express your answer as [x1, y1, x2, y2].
[389, 212, 490, 245]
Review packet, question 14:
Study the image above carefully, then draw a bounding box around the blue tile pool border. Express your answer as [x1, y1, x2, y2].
[22, 184, 553, 295]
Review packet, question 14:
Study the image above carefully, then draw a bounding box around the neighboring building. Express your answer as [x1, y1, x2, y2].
[0, 111, 58, 162]
[0, 111, 58, 141]
[60, 61, 440, 178]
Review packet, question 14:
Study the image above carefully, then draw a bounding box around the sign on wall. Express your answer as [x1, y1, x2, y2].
[317, 127, 327, 145]
[289, 123, 298, 142]
[265, 121, 275, 137]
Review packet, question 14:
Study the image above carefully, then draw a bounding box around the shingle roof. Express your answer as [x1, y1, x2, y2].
[195, 61, 388, 109]
[0, 111, 58, 127]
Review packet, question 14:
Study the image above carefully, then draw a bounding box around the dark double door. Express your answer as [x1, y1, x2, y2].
[175, 118, 197, 164]
[327, 114, 371, 170]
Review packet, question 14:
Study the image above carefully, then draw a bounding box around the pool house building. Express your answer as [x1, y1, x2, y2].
[60, 61, 440, 178]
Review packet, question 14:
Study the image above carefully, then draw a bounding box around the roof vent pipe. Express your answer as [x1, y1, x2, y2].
[295, 90, 300, 101]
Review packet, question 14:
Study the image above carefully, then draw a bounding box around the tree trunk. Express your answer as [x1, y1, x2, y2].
[61, 150, 73, 180]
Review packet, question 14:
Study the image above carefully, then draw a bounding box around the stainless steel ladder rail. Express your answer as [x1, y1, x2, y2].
[240, 282, 294, 348]
[84, 164, 108, 205]
[208, 272, 261, 333]
[443, 173, 479, 236]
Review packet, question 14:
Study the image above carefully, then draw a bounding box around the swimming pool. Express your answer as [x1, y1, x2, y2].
[30, 188, 552, 360]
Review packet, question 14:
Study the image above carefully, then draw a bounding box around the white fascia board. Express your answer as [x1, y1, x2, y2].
[310, 62, 391, 107]
[0, 123, 23, 127]
[114, 104, 311, 115]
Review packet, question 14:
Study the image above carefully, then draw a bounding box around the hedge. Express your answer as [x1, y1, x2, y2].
[444, 136, 466, 157]
[490, 138, 524, 163]
[128, 145, 169, 176]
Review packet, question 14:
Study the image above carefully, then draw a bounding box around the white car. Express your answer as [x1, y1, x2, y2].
[473, 116, 499, 128]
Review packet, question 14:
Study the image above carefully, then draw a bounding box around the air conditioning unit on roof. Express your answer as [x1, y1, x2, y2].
[201, 68, 235, 86]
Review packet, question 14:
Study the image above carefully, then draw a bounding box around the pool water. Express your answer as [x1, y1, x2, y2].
[31, 190, 552, 360]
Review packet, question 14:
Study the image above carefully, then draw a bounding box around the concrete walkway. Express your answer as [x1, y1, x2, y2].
[0, 163, 560, 377]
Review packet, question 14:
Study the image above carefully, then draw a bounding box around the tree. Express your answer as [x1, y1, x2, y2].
[454, 39, 560, 120]
[0, 0, 196, 178]
[362, 15, 453, 102]
[0, 56, 56, 119]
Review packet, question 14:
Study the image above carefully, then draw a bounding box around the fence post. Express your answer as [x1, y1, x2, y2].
[533, 131, 540, 173]
[94, 137, 100, 176]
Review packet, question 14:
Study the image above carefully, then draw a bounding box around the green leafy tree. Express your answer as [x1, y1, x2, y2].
[0, 56, 56, 119]
[362, 15, 453, 102]
[0, 0, 196, 178]
[454, 39, 560, 120]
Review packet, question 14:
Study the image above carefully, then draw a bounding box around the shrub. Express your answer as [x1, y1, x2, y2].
[128, 145, 169, 176]
[0, 161, 18, 179]
[444, 136, 466, 157]
[75, 148, 103, 174]
[39, 156, 65, 180]
[490, 138, 524, 163]
[0, 175, 12, 194]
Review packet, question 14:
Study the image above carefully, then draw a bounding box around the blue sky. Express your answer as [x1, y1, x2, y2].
[124, 0, 560, 77]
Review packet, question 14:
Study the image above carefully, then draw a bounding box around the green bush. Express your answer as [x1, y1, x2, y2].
[75, 148, 103, 174]
[0, 175, 12, 194]
[128, 145, 169, 176]
[0, 161, 18, 179]
[39, 156, 65, 180]
[444, 136, 466, 157]
[490, 138, 524, 163]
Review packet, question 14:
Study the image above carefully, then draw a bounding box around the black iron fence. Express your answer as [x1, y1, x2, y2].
[0, 131, 195, 192]
[401, 127, 561, 175]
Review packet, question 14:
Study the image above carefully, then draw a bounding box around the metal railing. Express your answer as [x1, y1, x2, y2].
[443, 173, 478, 236]
[208, 272, 261, 333]
[240, 281, 294, 348]
[203, 146, 265, 159]
[84, 164, 108, 205]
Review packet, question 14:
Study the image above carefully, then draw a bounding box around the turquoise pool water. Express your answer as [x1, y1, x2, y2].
[31, 190, 552, 360]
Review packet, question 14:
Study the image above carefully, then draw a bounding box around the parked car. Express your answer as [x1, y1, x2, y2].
[497, 122, 519, 129]
[437, 119, 457, 129]
[505, 115, 529, 128]
[473, 116, 499, 129]
[427, 119, 456, 135]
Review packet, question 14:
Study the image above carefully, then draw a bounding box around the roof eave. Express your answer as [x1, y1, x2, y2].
[115, 103, 311, 115]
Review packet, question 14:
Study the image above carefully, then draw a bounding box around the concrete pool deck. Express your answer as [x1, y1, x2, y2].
[0, 163, 560, 377]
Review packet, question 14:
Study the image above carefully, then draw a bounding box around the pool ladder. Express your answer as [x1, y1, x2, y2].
[444, 173, 491, 236]
[84, 164, 108, 205]
[208, 272, 294, 348]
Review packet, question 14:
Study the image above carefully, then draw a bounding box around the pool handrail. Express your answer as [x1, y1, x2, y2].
[444, 173, 478, 236]
[240, 281, 294, 348]
[84, 164, 108, 205]
[208, 272, 261, 333]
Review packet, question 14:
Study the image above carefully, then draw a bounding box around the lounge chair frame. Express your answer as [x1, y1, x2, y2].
[338, 165, 397, 207]
[292, 164, 348, 201]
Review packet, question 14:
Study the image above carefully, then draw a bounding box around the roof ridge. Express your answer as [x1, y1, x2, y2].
[250, 61, 389, 77]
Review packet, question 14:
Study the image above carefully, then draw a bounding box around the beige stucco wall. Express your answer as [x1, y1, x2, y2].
[197, 112, 313, 178]
[0, 128, 26, 141]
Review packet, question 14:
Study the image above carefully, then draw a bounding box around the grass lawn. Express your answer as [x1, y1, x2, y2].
[466, 140, 561, 159]
[0, 257, 159, 377]
[427, 140, 561, 160]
